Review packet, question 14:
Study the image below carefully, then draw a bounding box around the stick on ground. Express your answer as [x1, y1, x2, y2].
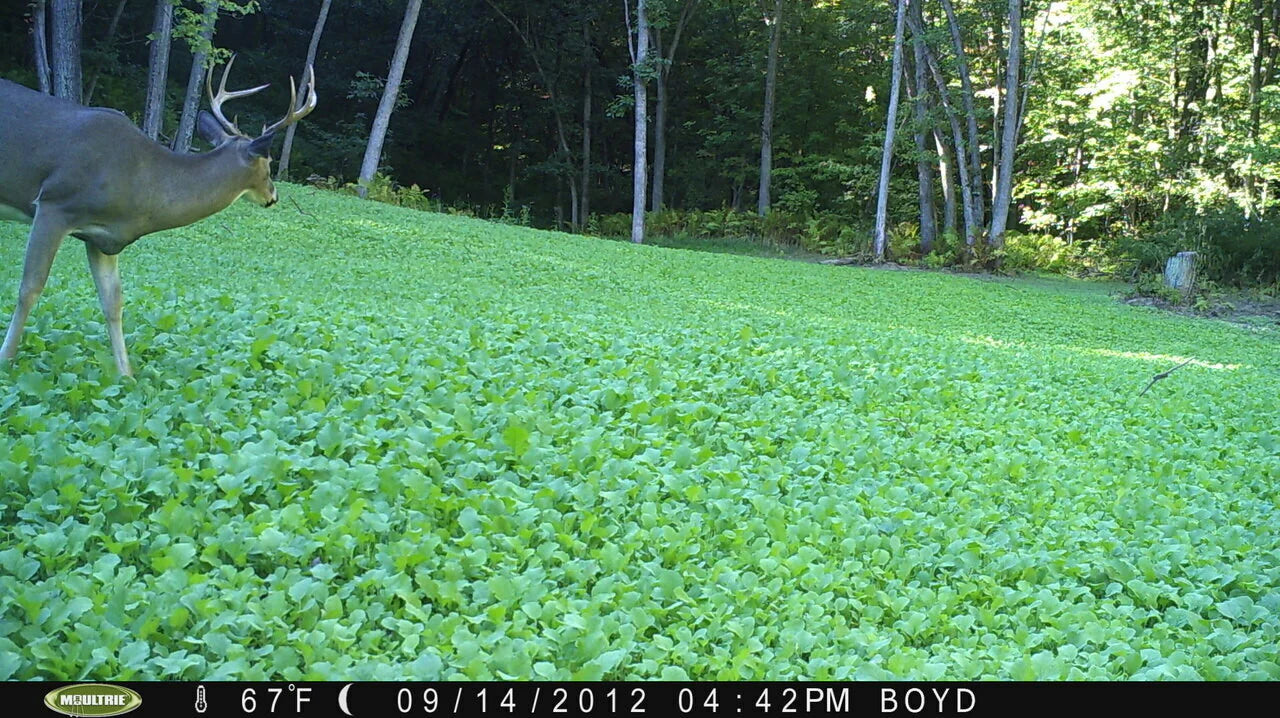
[1137, 358, 1194, 397]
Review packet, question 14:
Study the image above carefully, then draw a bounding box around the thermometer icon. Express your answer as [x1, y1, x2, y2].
[195, 685, 207, 713]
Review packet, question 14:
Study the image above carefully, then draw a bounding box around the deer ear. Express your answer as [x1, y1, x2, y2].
[247, 132, 276, 159]
[196, 111, 233, 147]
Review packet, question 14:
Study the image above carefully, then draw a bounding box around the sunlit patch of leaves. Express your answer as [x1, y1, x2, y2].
[2, 186, 1279, 680]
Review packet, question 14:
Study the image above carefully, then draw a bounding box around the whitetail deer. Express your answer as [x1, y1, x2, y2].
[0, 57, 316, 376]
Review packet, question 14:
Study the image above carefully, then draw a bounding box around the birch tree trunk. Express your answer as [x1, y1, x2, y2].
[934, 130, 958, 239]
[50, 0, 82, 103]
[628, 0, 651, 244]
[757, 0, 784, 217]
[278, 0, 332, 179]
[910, 2, 935, 255]
[989, 21, 1003, 208]
[173, 0, 219, 153]
[940, 0, 983, 244]
[581, 20, 593, 225]
[32, 0, 52, 94]
[873, 0, 909, 262]
[988, 0, 1023, 248]
[357, 0, 423, 198]
[142, 0, 174, 141]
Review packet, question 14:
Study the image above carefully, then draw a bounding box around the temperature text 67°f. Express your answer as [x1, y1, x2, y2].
[241, 685, 313, 713]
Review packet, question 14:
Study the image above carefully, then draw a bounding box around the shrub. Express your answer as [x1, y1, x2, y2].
[346, 173, 435, 212]
[796, 216, 868, 257]
[585, 213, 632, 238]
[1119, 207, 1280, 286]
[928, 231, 967, 266]
[888, 222, 921, 261]
[999, 232, 1072, 273]
[1129, 271, 1187, 304]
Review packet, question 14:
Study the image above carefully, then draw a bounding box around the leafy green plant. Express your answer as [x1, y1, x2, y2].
[2, 183, 1278, 682]
[1130, 272, 1188, 305]
[889, 222, 921, 261]
[998, 232, 1072, 273]
[346, 173, 435, 212]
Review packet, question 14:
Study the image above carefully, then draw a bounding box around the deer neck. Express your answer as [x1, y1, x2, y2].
[135, 145, 252, 236]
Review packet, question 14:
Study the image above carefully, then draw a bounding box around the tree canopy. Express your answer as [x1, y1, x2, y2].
[7, 0, 1280, 282]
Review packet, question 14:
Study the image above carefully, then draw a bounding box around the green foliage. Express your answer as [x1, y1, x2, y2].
[1141, 210, 1280, 287]
[345, 174, 436, 213]
[998, 232, 1074, 274]
[585, 213, 633, 239]
[926, 231, 967, 268]
[1128, 272, 1188, 305]
[590, 209, 869, 258]
[2, 186, 1279, 681]
[888, 222, 921, 261]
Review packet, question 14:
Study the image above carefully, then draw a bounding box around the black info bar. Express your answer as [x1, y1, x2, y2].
[14, 680, 1269, 718]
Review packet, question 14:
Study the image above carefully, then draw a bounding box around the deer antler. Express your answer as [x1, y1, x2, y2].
[206, 54, 269, 138]
[262, 65, 318, 137]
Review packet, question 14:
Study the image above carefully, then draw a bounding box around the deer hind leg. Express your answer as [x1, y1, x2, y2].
[86, 245, 132, 377]
[1, 209, 69, 364]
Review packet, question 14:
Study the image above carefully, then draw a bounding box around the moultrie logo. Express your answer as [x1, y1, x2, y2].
[43, 684, 143, 717]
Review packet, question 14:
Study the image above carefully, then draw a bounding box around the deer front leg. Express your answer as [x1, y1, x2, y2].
[1, 210, 69, 365]
[86, 244, 132, 377]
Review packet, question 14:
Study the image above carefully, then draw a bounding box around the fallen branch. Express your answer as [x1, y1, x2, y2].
[291, 197, 312, 217]
[1137, 358, 1194, 397]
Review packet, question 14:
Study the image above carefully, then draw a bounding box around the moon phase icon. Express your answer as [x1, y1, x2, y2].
[338, 683, 354, 716]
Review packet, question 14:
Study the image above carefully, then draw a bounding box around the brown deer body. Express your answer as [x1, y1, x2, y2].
[0, 59, 315, 376]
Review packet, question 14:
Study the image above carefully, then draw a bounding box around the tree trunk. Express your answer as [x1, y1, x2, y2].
[1177, 3, 1210, 154]
[650, 0, 699, 213]
[278, 0, 332, 179]
[1247, 0, 1265, 215]
[652, 67, 668, 212]
[84, 0, 128, 105]
[940, 0, 984, 242]
[910, 2, 935, 255]
[873, 0, 909, 262]
[507, 132, 518, 215]
[988, 0, 1023, 248]
[50, 0, 82, 103]
[32, 0, 52, 94]
[628, 0, 651, 244]
[173, 0, 219, 153]
[915, 15, 978, 254]
[357, 0, 423, 198]
[581, 20, 593, 225]
[141, 0, 174, 141]
[1164, 252, 1198, 295]
[757, 0, 784, 217]
[989, 19, 1004, 208]
[485, 0, 578, 227]
[934, 129, 958, 239]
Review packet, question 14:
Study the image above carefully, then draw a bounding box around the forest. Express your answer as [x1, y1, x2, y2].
[6, 0, 1280, 286]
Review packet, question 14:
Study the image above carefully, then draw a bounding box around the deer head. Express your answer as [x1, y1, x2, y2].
[199, 55, 318, 208]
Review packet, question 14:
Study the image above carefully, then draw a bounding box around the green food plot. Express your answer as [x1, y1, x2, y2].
[1, 186, 1278, 680]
